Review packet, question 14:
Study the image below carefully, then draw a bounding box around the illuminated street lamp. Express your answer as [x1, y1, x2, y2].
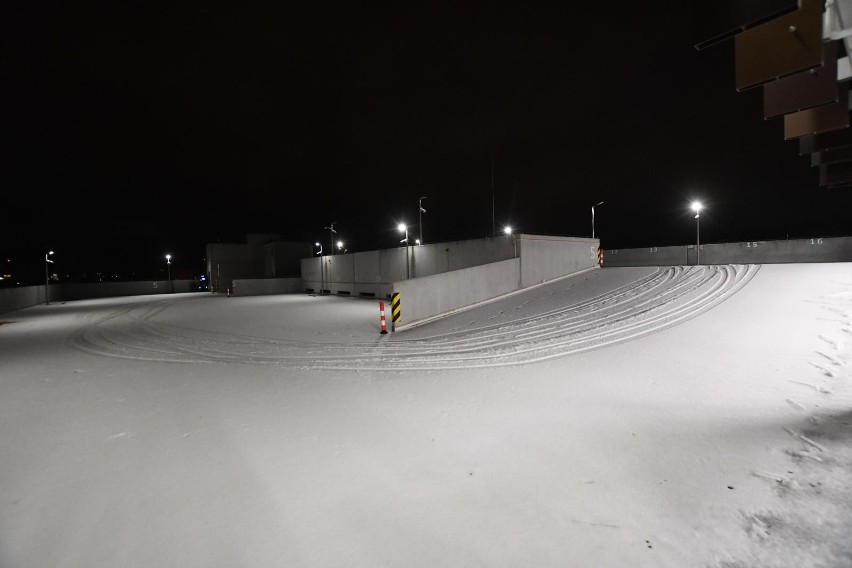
[504, 226, 517, 256]
[592, 201, 604, 240]
[165, 254, 172, 293]
[398, 223, 410, 279]
[44, 250, 54, 305]
[691, 201, 702, 265]
[337, 240, 344, 252]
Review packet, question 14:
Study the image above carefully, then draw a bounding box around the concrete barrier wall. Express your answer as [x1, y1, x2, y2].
[604, 245, 689, 267]
[393, 259, 521, 326]
[0, 286, 46, 315]
[353, 250, 383, 284]
[231, 278, 302, 296]
[519, 235, 599, 287]
[0, 280, 200, 315]
[300, 236, 516, 298]
[301, 251, 398, 298]
[57, 280, 197, 300]
[604, 236, 852, 266]
[392, 235, 600, 327]
[410, 237, 515, 277]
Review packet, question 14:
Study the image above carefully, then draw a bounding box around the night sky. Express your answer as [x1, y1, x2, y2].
[3, 2, 851, 283]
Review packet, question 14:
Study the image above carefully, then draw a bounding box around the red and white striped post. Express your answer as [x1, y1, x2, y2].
[379, 301, 388, 334]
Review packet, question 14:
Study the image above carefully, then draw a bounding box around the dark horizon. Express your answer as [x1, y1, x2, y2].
[4, 3, 851, 285]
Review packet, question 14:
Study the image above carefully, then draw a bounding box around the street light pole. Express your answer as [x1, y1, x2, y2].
[165, 254, 172, 293]
[691, 201, 702, 266]
[592, 201, 604, 240]
[315, 243, 324, 295]
[398, 223, 410, 279]
[44, 250, 54, 305]
[324, 222, 337, 256]
[419, 196, 427, 245]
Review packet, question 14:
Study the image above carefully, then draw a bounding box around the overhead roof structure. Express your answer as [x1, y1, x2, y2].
[694, 0, 852, 187]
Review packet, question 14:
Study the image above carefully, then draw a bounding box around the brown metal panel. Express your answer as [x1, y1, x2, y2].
[799, 128, 852, 154]
[811, 146, 852, 166]
[819, 162, 852, 186]
[783, 83, 849, 139]
[764, 42, 840, 119]
[693, 0, 799, 50]
[735, 0, 824, 92]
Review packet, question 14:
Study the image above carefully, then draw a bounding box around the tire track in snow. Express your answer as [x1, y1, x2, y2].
[69, 264, 760, 370]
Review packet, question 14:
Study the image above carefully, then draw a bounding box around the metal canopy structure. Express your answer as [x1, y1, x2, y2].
[695, 0, 852, 187]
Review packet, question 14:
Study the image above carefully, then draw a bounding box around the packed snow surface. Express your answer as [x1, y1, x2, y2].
[1, 263, 850, 567]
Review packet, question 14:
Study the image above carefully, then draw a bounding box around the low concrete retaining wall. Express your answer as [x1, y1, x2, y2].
[392, 258, 522, 327]
[300, 234, 599, 301]
[301, 236, 516, 298]
[58, 280, 196, 300]
[604, 236, 852, 267]
[231, 278, 303, 296]
[0, 279, 199, 315]
[0, 286, 46, 316]
[392, 235, 599, 328]
[519, 235, 599, 286]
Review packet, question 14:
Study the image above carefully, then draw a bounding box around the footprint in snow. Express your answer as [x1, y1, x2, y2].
[818, 335, 841, 350]
[815, 350, 844, 366]
[807, 363, 836, 378]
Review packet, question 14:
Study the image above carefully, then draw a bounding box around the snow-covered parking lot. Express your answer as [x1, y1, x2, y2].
[1, 264, 850, 567]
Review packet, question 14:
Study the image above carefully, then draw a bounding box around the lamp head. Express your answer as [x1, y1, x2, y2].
[503, 226, 513, 235]
[397, 223, 407, 232]
[691, 201, 702, 213]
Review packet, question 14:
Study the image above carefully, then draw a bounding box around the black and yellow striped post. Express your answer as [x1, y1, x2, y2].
[390, 292, 401, 332]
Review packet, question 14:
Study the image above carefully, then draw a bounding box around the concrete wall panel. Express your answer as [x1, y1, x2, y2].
[0, 280, 201, 315]
[57, 280, 197, 300]
[325, 254, 356, 285]
[0, 286, 46, 315]
[604, 245, 690, 267]
[300, 257, 322, 285]
[378, 248, 409, 283]
[519, 235, 599, 287]
[604, 237, 852, 267]
[301, 236, 518, 298]
[353, 251, 382, 283]
[231, 278, 302, 296]
[393, 259, 521, 327]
